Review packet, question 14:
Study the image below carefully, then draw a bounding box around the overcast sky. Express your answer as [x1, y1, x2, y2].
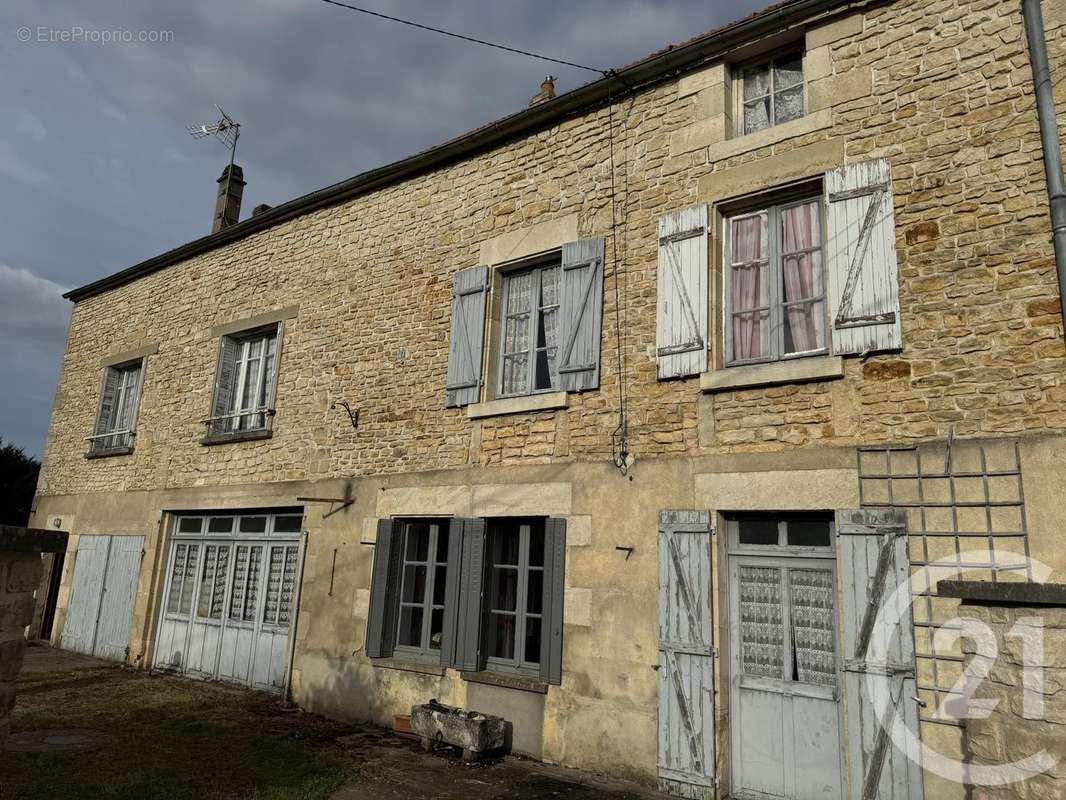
[0, 0, 765, 457]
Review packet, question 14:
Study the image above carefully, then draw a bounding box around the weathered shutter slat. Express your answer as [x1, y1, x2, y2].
[210, 336, 241, 435]
[452, 517, 486, 672]
[656, 510, 716, 796]
[656, 206, 708, 379]
[365, 519, 402, 659]
[540, 518, 566, 685]
[94, 367, 121, 437]
[439, 519, 465, 667]
[559, 238, 605, 392]
[826, 159, 902, 355]
[837, 508, 924, 800]
[445, 266, 489, 408]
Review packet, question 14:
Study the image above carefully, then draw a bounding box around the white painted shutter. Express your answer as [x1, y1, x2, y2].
[445, 266, 489, 408]
[559, 238, 605, 392]
[826, 159, 902, 355]
[837, 508, 924, 800]
[656, 206, 708, 379]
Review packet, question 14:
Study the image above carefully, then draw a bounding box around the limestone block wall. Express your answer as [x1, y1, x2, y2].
[33, 0, 1066, 511]
[959, 598, 1066, 799]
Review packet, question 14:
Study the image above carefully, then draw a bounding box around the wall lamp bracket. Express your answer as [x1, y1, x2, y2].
[332, 401, 359, 429]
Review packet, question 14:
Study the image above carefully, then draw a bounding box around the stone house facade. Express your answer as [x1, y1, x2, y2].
[29, 0, 1066, 797]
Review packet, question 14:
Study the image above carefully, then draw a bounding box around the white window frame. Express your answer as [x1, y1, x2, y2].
[724, 194, 828, 366]
[734, 50, 806, 137]
[497, 258, 562, 399]
[230, 328, 277, 432]
[88, 359, 143, 455]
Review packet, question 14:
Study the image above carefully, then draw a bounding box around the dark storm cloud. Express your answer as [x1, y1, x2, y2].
[0, 0, 767, 455]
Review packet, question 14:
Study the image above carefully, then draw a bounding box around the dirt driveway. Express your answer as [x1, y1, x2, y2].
[2, 645, 664, 800]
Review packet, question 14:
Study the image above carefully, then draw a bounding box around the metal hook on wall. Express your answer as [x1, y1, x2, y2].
[332, 400, 359, 430]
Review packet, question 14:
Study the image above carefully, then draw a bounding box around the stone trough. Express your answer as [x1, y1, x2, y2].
[410, 700, 508, 761]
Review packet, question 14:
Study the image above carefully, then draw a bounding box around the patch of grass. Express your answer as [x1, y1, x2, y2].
[1, 665, 360, 800]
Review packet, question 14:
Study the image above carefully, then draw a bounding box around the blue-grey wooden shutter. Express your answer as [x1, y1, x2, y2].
[445, 266, 489, 408]
[365, 518, 402, 659]
[656, 510, 716, 796]
[539, 518, 566, 685]
[558, 238, 605, 392]
[837, 508, 924, 800]
[94, 367, 121, 437]
[657, 206, 708, 379]
[826, 159, 902, 355]
[210, 336, 240, 435]
[451, 517, 486, 672]
[439, 519, 465, 667]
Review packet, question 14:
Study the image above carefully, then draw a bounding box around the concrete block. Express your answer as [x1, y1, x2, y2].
[378, 485, 472, 518]
[805, 13, 864, 51]
[808, 67, 872, 112]
[678, 63, 726, 98]
[699, 136, 844, 204]
[670, 117, 728, 156]
[805, 45, 832, 82]
[563, 587, 591, 627]
[471, 482, 571, 517]
[6, 555, 42, 594]
[353, 587, 370, 618]
[695, 468, 860, 511]
[565, 515, 591, 547]
[479, 214, 578, 266]
[692, 84, 731, 121]
[705, 108, 833, 164]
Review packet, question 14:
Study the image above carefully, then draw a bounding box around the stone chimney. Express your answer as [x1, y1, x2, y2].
[529, 76, 556, 107]
[212, 163, 246, 233]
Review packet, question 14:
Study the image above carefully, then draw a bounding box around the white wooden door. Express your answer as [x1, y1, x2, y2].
[657, 511, 716, 799]
[61, 534, 144, 661]
[729, 555, 843, 799]
[92, 536, 145, 661]
[61, 535, 109, 656]
[154, 514, 301, 694]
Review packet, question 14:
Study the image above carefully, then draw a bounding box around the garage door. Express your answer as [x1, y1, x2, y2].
[61, 534, 145, 661]
[153, 511, 302, 693]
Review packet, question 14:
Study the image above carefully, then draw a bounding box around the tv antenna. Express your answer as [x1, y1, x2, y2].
[188, 104, 241, 162]
[188, 105, 243, 229]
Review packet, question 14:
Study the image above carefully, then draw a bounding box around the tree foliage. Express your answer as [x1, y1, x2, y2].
[0, 438, 41, 527]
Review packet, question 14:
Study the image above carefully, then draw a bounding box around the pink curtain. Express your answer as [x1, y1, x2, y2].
[781, 202, 824, 353]
[731, 216, 766, 361]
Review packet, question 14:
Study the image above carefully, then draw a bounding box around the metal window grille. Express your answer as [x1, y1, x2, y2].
[858, 438, 1031, 732]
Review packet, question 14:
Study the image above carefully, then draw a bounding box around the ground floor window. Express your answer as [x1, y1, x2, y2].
[366, 516, 566, 684]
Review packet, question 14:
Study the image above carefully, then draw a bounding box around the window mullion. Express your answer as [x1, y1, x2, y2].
[421, 526, 437, 653]
[770, 205, 783, 360]
[515, 524, 530, 667]
[526, 271, 539, 394]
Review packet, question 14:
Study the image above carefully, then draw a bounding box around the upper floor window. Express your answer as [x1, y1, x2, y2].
[726, 196, 826, 365]
[88, 359, 143, 456]
[206, 325, 280, 440]
[499, 261, 561, 398]
[740, 52, 804, 135]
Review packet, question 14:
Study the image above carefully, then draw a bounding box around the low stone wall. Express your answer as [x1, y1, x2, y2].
[939, 581, 1066, 799]
[0, 526, 68, 744]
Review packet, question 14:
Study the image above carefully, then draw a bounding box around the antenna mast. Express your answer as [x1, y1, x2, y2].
[188, 106, 243, 226]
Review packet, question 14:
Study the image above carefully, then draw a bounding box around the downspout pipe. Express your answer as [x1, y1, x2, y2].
[1023, 0, 1066, 335]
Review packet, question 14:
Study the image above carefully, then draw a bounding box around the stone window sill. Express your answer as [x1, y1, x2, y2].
[460, 670, 548, 694]
[466, 391, 568, 420]
[709, 108, 832, 163]
[371, 657, 446, 677]
[84, 446, 134, 460]
[200, 429, 273, 446]
[700, 355, 843, 393]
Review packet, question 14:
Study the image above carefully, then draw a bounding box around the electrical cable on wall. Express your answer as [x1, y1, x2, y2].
[316, 0, 639, 474]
